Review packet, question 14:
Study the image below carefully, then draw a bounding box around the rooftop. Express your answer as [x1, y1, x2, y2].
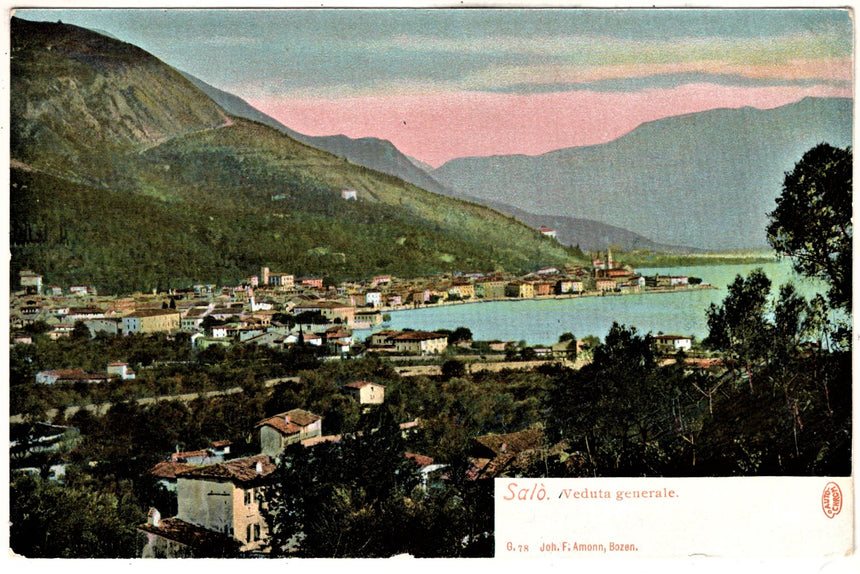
[149, 461, 196, 480]
[343, 381, 384, 389]
[393, 331, 446, 341]
[176, 454, 276, 484]
[255, 408, 322, 436]
[138, 517, 240, 557]
[124, 308, 181, 319]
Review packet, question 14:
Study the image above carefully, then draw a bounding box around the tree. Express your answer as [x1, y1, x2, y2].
[546, 323, 682, 475]
[767, 143, 852, 311]
[10, 473, 144, 558]
[264, 406, 420, 557]
[441, 359, 466, 380]
[447, 326, 473, 345]
[71, 320, 91, 341]
[704, 270, 773, 388]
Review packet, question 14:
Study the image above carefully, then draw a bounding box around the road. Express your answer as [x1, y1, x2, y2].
[10, 375, 301, 424]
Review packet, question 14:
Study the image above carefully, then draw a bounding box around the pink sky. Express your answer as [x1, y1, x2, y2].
[248, 83, 851, 167]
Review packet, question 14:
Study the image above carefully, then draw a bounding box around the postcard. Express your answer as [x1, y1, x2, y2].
[5, 3, 855, 569]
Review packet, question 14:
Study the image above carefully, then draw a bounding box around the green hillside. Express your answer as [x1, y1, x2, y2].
[10, 17, 580, 293]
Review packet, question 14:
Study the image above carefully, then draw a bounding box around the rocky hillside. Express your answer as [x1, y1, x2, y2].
[10, 17, 580, 293]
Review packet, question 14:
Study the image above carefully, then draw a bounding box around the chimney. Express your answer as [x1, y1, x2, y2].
[284, 413, 290, 424]
[500, 443, 508, 454]
[148, 508, 161, 527]
[255, 461, 263, 475]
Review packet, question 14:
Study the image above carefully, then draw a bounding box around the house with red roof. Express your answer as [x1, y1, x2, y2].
[140, 455, 275, 556]
[392, 330, 448, 355]
[255, 409, 323, 458]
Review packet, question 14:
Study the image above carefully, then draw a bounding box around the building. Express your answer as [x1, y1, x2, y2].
[33, 366, 86, 387]
[181, 306, 212, 332]
[555, 279, 584, 294]
[537, 226, 557, 239]
[35, 368, 118, 385]
[66, 306, 106, 322]
[505, 281, 534, 299]
[343, 381, 385, 405]
[653, 335, 693, 353]
[122, 309, 181, 334]
[354, 310, 383, 329]
[297, 277, 324, 290]
[19, 270, 43, 293]
[148, 461, 195, 494]
[531, 281, 554, 297]
[140, 455, 276, 557]
[364, 291, 382, 307]
[268, 273, 295, 288]
[392, 331, 448, 355]
[475, 278, 508, 299]
[107, 362, 136, 380]
[448, 281, 475, 300]
[341, 189, 358, 200]
[84, 318, 121, 337]
[256, 409, 323, 458]
[371, 275, 391, 287]
[467, 428, 546, 480]
[292, 300, 355, 326]
[69, 285, 90, 296]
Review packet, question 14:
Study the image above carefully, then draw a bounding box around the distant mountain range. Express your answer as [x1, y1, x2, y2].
[10, 17, 579, 293]
[185, 69, 852, 252]
[431, 97, 853, 250]
[183, 71, 696, 252]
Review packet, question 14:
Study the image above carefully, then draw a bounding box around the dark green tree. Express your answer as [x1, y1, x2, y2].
[546, 323, 682, 475]
[71, 320, 91, 341]
[704, 269, 773, 389]
[767, 143, 852, 311]
[10, 473, 144, 558]
[447, 326, 473, 345]
[441, 358, 467, 380]
[264, 406, 420, 557]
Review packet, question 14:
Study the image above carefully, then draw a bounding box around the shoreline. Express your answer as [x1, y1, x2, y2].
[374, 284, 716, 317]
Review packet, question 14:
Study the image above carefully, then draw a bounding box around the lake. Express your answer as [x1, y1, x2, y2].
[363, 260, 829, 345]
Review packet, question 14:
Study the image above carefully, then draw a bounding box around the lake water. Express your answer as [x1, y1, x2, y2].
[365, 260, 830, 345]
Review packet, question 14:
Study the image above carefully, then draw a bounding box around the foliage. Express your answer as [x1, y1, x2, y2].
[767, 143, 852, 311]
[10, 473, 144, 558]
[440, 359, 467, 380]
[696, 266, 851, 475]
[546, 323, 693, 475]
[264, 406, 417, 557]
[695, 350, 851, 476]
[446, 326, 473, 345]
[704, 269, 774, 380]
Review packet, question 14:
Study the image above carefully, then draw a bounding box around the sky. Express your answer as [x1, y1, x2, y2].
[13, 7, 854, 167]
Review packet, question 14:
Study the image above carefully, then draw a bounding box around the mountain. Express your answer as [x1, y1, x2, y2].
[181, 69, 692, 252]
[10, 17, 580, 293]
[180, 72, 454, 197]
[432, 98, 853, 250]
[461, 198, 699, 253]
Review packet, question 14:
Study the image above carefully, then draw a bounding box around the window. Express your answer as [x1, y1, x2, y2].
[247, 524, 253, 542]
[244, 488, 253, 505]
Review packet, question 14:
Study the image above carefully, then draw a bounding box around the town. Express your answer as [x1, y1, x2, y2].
[10, 249, 707, 354]
[10, 251, 710, 557]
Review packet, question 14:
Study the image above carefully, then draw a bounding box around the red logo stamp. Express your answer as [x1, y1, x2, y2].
[821, 482, 843, 519]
